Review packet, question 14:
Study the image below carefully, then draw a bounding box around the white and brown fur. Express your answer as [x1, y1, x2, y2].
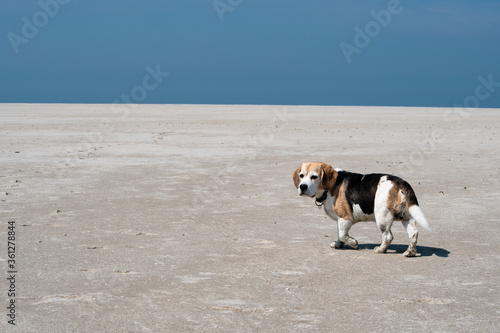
[293, 162, 431, 257]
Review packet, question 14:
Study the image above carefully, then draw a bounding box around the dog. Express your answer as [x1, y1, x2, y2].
[292, 162, 431, 257]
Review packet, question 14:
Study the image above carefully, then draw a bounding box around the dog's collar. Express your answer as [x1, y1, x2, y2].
[315, 191, 328, 207]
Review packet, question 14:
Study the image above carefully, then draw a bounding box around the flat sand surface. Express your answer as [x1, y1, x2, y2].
[1, 104, 499, 332]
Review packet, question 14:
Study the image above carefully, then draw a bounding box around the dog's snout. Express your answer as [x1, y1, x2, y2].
[299, 184, 308, 192]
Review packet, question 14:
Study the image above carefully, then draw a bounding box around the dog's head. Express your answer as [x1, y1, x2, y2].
[293, 162, 337, 197]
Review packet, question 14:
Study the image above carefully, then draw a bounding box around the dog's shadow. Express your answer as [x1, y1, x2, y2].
[354, 244, 450, 257]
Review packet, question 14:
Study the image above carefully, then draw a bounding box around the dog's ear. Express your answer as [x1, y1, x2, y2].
[292, 165, 302, 188]
[321, 163, 337, 191]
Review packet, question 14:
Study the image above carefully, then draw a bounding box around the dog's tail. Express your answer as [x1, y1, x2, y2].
[408, 205, 431, 232]
[402, 181, 431, 232]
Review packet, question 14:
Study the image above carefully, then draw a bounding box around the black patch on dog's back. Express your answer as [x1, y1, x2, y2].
[343, 173, 384, 215]
[334, 171, 419, 217]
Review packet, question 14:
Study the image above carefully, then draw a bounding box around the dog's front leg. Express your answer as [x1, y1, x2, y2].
[327, 219, 345, 248]
[334, 218, 358, 249]
[326, 218, 344, 248]
[330, 218, 344, 249]
[323, 197, 346, 249]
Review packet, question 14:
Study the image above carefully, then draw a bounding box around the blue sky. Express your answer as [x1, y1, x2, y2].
[1, 0, 499, 107]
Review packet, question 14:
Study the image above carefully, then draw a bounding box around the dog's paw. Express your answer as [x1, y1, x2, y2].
[331, 240, 344, 249]
[374, 246, 386, 253]
[403, 250, 416, 257]
[347, 238, 359, 250]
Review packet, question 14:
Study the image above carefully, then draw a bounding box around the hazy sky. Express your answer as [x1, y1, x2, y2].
[1, 0, 499, 107]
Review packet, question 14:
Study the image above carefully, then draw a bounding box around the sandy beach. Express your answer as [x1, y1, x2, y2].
[1, 103, 499, 332]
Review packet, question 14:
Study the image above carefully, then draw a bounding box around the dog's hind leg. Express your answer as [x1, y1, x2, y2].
[331, 218, 358, 249]
[402, 219, 418, 257]
[374, 218, 394, 253]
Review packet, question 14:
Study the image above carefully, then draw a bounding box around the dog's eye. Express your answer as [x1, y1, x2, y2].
[299, 174, 304, 178]
[311, 175, 318, 180]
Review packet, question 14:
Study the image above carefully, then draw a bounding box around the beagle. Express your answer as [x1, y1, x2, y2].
[293, 162, 431, 257]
